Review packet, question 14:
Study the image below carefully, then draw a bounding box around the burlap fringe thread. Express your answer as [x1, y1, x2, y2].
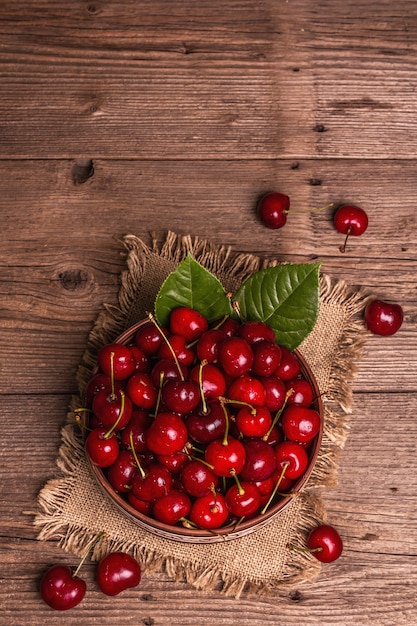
[34, 231, 372, 597]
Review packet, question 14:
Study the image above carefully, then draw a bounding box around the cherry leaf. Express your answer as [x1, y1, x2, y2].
[233, 263, 321, 350]
[155, 254, 233, 326]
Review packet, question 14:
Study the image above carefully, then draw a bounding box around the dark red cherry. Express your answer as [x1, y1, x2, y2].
[126, 373, 157, 410]
[307, 524, 343, 563]
[156, 450, 189, 473]
[364, 299, 404, 336]
[150, 358, 189, 388]
[135, 322, 165, 355]
[145, 412, 188, 456]
[227, 375, 266, 407]
[189, 492, 229, 529]
[189, 362, 226, 400]
[285, 378, 314, 407]
[152, 489, 192, 525]
[40, 565, 86, 611]
[185, 401, 227, 444]
[130, 463, 173, 502]
[251, 340, 282, 377]
[196, 328, 226, 363]
[236, 406, 272, 438]
[275, 346, 301, 381]
[97, 343, 136, 380]
[180, 459, 219, 497]
[239, 439, 277, 482]
[169, 307, 209, 342]
[237, 320, 276, 344]
[129, 345, 151, 373]
[334, 204, 368, 253]
[257, 192, 290, 229]
[218, 336, 254, 378]
[92, 389, 132, 431]
[157, 334, 194, 366]
[106, 450, 137, 492]
[96, 552, 141, 596]
[84, 373, 122, 406]
[127, 491, 152, 515]
[120, 410, 152, 453]
[261, 375, 287, 411]
[162, 379, 201, 414]
[86, 427, 119, 468]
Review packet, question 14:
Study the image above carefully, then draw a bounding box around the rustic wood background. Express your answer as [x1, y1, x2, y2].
[1, 1, 416, 624]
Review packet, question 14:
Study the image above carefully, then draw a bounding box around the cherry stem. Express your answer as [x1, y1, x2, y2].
[212, 314, 229, 330]
[147, 311, 185, 381]
[231, 300, 242, 320]
[339, 225, 352, 253]
[129, 431, 146, 478]
[109, 351, 116, 400]
[260, 461, 289, 515]
[263, 390, 292, 441]
[150, 371, 164, 418]
[288, 543, 323, 555]
[219, 399, 231, 445]
[232, 471, 245, 496]
[73, 532, 106, 578]
[219, 396, 257, 415]
[198, 360, 209, 414]
[104, 391, 126, 439]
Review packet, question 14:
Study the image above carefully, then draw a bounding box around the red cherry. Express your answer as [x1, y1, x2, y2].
[261, 375, 287, 411]
[86, 427, 119, 468]
[106, 450, 137, 492]
[225, 481, 261, 518]
[237, 320, 276, 344]
[130, 463, 173, 502]
[161, 379, 201, 414]
[251, 340, 282, 377]
[152, 489, 192, 525]
[218, 336, 254, 378]
[127, 491, 152, 515]
[84, 373, 122, 406]
[275, 346, 301, 381]
[97, 343, 136, 380]
[213, 317, 240, 337]
[307, 524, 343, 563]
[129, 345, 151, 373]
[96, 552, 141, 596]
[180, 459, 219, 497]
[189, 362, 227, 400]
[285, 378, 314, 407]
[196, 328, 226, 363]
[239, 439, 277, 482]
[334, 204, 368, 253]
[205, 436, 246, 477]
[156, 450, 189, 473]
[236, 406, 272, 438]
[150, 358, 189, 388]
[120, 410, 152, 453]
[169, 306, 209, 342]
[92, 389, 132, 431]
[364, 299, 403, 336]
[189, 491, 229, 529]
[275, 441, 309, 479]
[185, 401, 227, 444]
[126, 373, 157, 410]
[40, 565, 86, 611]
[281, 405, 321, 443]
[157, 334, 194, 366]
[227, 375, 266, 407]
[257, 192, 290, 229]
[135, 322, 165, 355]
[145, 412, 188, 456]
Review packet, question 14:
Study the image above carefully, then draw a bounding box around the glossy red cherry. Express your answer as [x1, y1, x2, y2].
[225, 481, 261, 518]
[97, 343, 136, 380]
[86, 427, 119, 468]
[274, 441, 309, 479]
[218, 336, 254, 378]
[152, 489, 192, 525]
[169, 306, 209, 342]
[257, 192, 290, 229]
[281, 406, 321, 443]
[364, 299, 403, 336]
[135, 322, 165, 355]
[251, 340, 282, 377]
[205, 436, 246, 477]
[237, 320, 276, 344]
[180, 459, 219, 497]
[96, 552, 141, 596]
[185, 401, 227, 444]
[286, 378, 314, 407]
[196, 328, 226, 363]
[189, 362, 227, 400]
[150, 358, 188, 388]
[189, 491, 229, 529]
[40, 565, 86, 611]
[239, 439, 277, 482]
[157, 334, 194, 366]
[120, 410, 152, 453]
[334, 204, 368, 253]
[236, 405, 272, 438]
[130, 463, 173, 502]
[106, 449, 137, 492]
[126, 372, 157, 410]
[145, 412, 188, 456]
[162, 379, 201, 414]
[261, 375, 287, 411]
[227, 375, 266, 407]
[92, 389, 132, 431]
[275, 346, 301, 381]
[307, 524, 343, 562]
[84, 373, 122, 406]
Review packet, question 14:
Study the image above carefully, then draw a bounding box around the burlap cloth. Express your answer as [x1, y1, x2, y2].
[34, 232, 371, 597]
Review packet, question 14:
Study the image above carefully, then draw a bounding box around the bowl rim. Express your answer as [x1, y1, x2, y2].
[84, 318, 324, 543]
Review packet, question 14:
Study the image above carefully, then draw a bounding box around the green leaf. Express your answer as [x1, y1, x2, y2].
[233, 263, 321, 350]
[154, 254, 233, 326]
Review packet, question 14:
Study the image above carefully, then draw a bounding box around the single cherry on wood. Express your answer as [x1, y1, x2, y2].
[334, 204, 368, 253]
[96, 552, 141, 596]
[307, 524, 344, 562]
[364, 299, 404, 336]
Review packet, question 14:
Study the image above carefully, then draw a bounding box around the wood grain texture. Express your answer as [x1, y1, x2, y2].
[1, 0, 416, 624]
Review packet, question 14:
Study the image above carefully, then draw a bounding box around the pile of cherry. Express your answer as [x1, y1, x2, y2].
[83, 307, 322, 533]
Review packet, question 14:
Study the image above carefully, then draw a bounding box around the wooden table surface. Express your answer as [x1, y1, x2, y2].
[1, 1, 416, 624]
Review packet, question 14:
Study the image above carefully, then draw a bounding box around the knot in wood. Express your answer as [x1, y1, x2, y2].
[59, 269, 89, 291]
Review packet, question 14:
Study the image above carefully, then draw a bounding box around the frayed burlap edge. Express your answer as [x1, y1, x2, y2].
[34, 231, 371, 597]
